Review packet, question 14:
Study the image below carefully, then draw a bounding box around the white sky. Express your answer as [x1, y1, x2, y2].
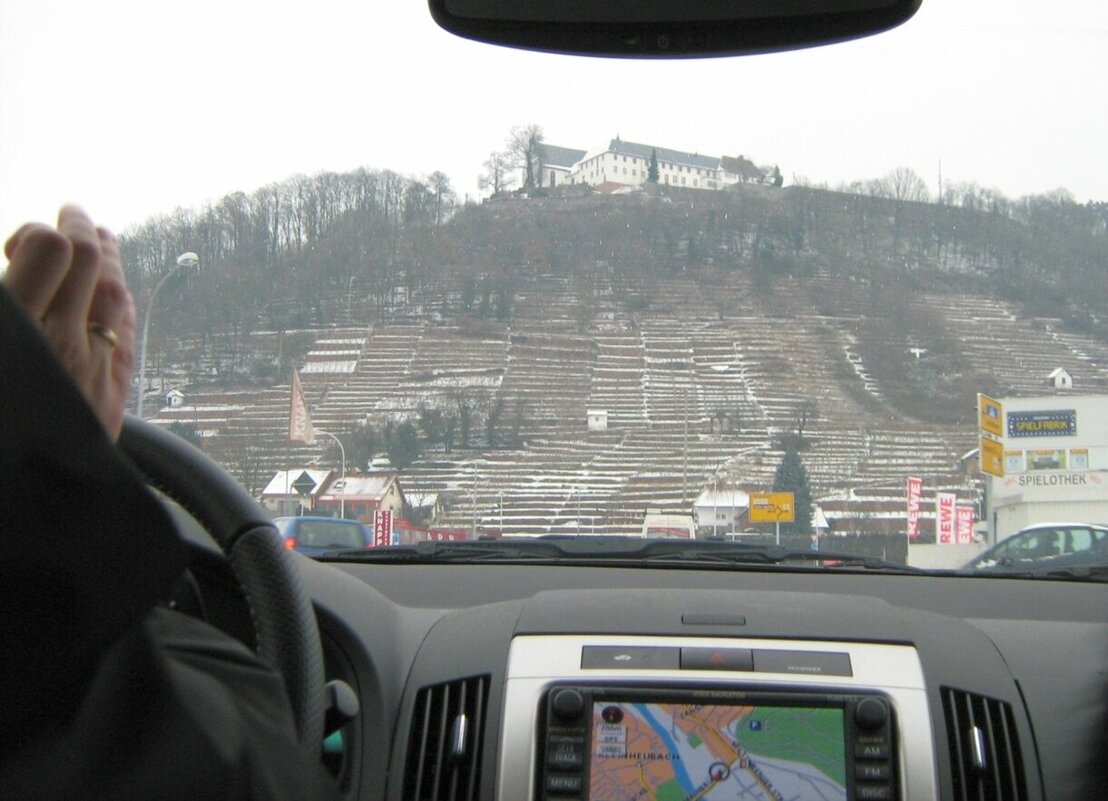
[2, 0, 1106, 242]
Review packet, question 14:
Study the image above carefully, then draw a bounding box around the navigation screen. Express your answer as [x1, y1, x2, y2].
[589, 701, 846, 801]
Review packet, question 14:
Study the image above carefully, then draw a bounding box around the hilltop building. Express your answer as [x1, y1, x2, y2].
[537, 137, 781, 192]
[537, 144, 587, 188]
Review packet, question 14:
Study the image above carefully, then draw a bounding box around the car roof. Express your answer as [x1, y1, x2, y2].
[274, 516, 366, 524]
[1014, 522, 1108, 533]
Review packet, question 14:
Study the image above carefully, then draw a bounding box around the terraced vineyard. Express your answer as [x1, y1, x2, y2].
[142, 189, 1107, 537]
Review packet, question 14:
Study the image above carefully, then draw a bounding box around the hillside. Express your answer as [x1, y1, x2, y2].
[129, 177, 1108, 536]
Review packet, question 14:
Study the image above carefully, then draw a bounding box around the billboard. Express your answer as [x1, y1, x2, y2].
[1026, 449, 1067, 471]
[906, 476, 923, 541]
[936, 492, 956, 545]
[956, 506, 975, 545]
[1007, 410, 1076, 438]
[373, 509, 394, 547]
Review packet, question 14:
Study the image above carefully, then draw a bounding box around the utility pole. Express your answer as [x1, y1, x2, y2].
[682, 384, 689, 505]
[471, 461, 478, 538]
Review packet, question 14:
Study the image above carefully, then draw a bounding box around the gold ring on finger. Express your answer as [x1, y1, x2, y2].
[88, 322, 120, 349]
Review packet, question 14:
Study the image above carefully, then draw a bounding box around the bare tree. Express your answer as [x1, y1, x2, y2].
[479, 150, 517, 195]
[507, 124, 544, 191]
[875, 167, 931, 203]
[428, 171, 456, 225]
[794, 399, 819, 443]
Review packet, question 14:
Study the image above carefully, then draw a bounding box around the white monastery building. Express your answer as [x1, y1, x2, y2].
[537, 137, 782, 191]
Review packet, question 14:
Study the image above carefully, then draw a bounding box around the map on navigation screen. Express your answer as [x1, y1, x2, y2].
[589, 701, 846, 801]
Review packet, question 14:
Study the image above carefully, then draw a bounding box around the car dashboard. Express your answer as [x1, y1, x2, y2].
[294, 556, 1107, 801]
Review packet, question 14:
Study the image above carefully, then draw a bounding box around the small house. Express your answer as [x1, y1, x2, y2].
[587, 409, 609, 432]
[315, 473, 405, 524]
[1047, 367, 1073, 390]
[260, 468, 333, 517]
[692, 488, 750, 535]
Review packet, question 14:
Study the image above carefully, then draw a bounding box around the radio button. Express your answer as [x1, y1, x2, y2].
[551, 689, 586, 722]
[854, 698, 889, 730]
[854, 743, 890, 760]
[855, 784, 893, 800]
[547, 738, 585, 770]
[856, 763, 891, 781]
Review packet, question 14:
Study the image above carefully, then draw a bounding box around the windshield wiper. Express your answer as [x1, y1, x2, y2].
[629, 539, 924, 573]
[959, 563, 1108, 582]
[321, 538, 568, 562]
[322, 536, 922, 572]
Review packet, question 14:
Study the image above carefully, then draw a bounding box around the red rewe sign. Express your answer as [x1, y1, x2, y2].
[936, 493, 956, 545]
[906, 476, 923, 541]
[956, 506, 975, 545]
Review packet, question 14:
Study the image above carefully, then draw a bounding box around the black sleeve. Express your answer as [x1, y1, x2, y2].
[0, 607, 341, 801]
[0, 284, 189, 744]
[0, 285, 338, 799]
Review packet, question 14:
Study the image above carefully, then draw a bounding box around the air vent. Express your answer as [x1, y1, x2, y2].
[941, 687, 1028, 801]
[403, 675, 490, 801]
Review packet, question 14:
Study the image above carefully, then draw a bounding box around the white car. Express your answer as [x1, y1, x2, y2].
[965, 522, 1108, 571]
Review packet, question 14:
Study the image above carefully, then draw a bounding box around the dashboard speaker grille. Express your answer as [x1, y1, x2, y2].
[941, 687, 1027, 801]
[404, 674, 490, 801]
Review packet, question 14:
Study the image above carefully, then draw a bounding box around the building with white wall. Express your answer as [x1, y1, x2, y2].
[539, 136, 780, 193]
[537, 144, 587, 188]
[987, 394, 1108, 539]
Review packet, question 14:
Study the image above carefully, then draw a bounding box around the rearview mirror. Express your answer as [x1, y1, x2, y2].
[429, 0, 923, 57]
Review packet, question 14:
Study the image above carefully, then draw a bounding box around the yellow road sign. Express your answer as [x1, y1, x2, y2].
[978, 393, 1004, 439]
[980, 436, 1005, 477]
[749, 491, 795, 523]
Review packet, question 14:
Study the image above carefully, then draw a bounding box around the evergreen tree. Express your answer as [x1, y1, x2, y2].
[167, 422, 203, 450]
[648, 149, 660, 183]
[385, 422, 422, 471]
[772, 447, 813, 535]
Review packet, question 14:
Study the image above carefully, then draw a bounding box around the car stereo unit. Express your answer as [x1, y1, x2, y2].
[537, 684, 897, 801]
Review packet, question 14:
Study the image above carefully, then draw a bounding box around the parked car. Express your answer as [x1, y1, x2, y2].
[964, 522, 1108, 571]
[274, 516, 374, 555]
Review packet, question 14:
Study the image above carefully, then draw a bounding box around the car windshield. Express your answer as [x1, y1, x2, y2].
[2, 0, 1106, 579]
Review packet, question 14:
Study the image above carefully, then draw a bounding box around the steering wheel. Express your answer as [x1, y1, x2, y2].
[117, 415, 326, 755]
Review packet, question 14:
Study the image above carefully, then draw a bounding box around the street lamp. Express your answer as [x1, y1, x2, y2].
[136, 251, 200, 418]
